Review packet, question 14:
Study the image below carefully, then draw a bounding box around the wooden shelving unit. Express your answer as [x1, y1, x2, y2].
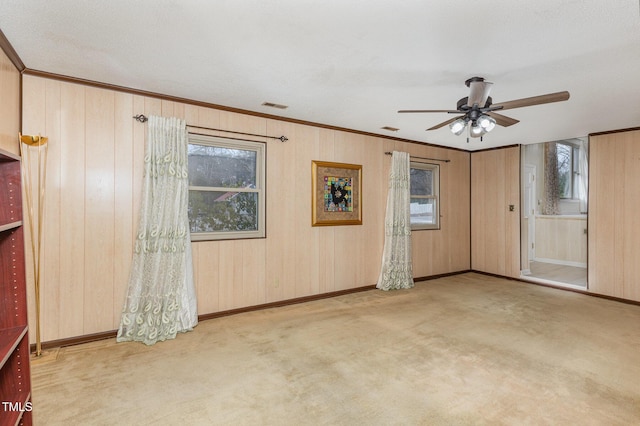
[0, 148, 32, 426]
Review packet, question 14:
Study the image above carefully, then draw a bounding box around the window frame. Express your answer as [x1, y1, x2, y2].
[556, 141, 580, 200]
[187, 134, 266, 241]
[409, 161, 440, 231]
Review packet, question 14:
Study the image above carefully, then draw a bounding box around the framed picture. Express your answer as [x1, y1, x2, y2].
[311, 160, 362, 226]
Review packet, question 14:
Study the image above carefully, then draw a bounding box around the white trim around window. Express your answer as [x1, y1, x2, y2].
[187, 134, 266, 241]
[410, 162, 440, 230]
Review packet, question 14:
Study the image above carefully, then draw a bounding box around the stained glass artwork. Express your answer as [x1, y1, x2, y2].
[324, 176, 353, 212]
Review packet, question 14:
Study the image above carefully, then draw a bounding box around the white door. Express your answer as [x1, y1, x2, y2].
[523, 164, 537, 261]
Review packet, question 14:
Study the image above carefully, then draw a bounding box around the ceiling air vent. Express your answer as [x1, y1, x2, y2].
[262, 102, 288, 109]
[381, 126, 399, 132]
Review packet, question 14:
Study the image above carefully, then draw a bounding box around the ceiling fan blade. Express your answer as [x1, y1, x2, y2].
[487, 112, 519, 127]
[398, 109, 461, 113]
[491, 91, 570, 111]
[427, 116, 460, 130]
[467, 81, 492, 107]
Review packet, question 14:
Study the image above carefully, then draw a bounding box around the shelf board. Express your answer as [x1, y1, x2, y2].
[0, 220, 22, 233]
[0, 149, 20, 162]
[0, 326, 28, 370]
[0, 148, 20, 162]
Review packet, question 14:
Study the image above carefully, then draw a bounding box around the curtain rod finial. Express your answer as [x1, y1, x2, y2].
[133, 114, 148, 123]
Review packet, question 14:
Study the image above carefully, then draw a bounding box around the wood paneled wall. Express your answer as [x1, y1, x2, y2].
[589, 130, 640, 301]
[535, 215, 587, 266]
[471, 146, 521, 278]
[21, 75, 471, 343]
[0, 48, 20, 155]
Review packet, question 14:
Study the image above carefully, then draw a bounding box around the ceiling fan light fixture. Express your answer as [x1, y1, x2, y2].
[449, 118, 466, 135]
[470, 121, 486, 138]
[399, 77, 570, 142]
[478, 115, 496, 132]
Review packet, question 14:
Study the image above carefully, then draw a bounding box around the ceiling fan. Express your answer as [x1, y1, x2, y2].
[398, 77, 570, 141]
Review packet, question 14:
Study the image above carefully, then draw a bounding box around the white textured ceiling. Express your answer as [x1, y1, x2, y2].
[1, 0, 639, 150]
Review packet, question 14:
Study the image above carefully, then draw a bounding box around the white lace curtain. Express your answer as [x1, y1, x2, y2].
[577, 138, 589, 214]
[377, 151, 414, 291]
[543, 142, 560, 215]
[117, 115, 198, 345]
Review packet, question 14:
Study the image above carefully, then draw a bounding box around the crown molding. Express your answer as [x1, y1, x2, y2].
[589, 127, 640, 137]
[22, 68, 470, 153]
[0, 28, 25, 71]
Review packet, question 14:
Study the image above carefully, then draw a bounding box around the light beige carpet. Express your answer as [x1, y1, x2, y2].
[31, 273, 640, 425]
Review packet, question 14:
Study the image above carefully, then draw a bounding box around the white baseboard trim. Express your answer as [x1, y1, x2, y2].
[520, 274, 588, 291]
[533, 258, 587, 269]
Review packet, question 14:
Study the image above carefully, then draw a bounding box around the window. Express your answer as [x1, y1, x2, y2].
[410, 162, 440, 230]
[556, 141, 579, 199]
[187, 135, 265, 241]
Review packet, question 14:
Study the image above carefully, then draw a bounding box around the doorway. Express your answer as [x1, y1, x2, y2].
[520, 139, 588, 289]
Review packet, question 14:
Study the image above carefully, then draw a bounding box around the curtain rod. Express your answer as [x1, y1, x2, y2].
[133, 114, 288, 142]
[384, 151, 450, 163]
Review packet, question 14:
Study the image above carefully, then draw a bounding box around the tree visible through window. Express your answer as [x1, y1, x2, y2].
[187, 135, 265, 240]
[409, 162, 440, 230]
[556, 142, 579, 199]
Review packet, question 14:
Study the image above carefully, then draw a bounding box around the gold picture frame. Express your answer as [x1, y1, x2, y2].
[311, 160, 362, 226]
